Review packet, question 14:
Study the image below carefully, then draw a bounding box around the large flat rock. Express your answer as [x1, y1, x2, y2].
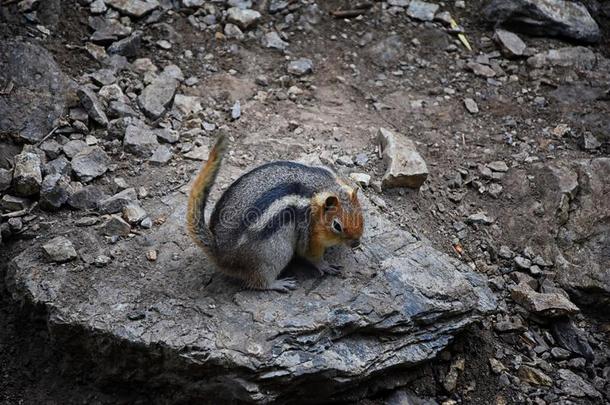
[6, 179, 496, 402]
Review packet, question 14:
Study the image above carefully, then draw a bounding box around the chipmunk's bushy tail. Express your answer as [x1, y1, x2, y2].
[186, 134, 228, 254]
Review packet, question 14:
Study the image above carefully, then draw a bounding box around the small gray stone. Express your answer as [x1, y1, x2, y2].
[367, 36, 404, 68]
[13, 152, 42, 197]
[97, 188, 138, 214]
[122, 203, 147, 224]
[551, 347, 571, 360]
[77, 87, 108, 127]
[527, 46, 597, 69]
[138, 73, 178, 119]
[226, 7, 261, 30]
[514, 256, 532, 270]
[68, 186, 106, 210]
[90, 0, 107, 14]
[495, 29, 527, 57]
[0, 195, 29, 212]
[558, 369, 601, 398]
[336, 155, 354, 167]
[407, 0, 439, 22]
[510, 283, 579, 317]
[149, 145, 172, 165]
[63, 139, 88, 159]
[42, 236, 78, 263]
[464, 98, 479, 114]
[94, 254, 112, 267]
[467, 62, 496, 78]
[377, 128, 428, 189]
[287, 58, 313, 76]
[124, 125, 160, 157]
[488, 161, 509, 172]
[39, 140, 63, 159]
[261, 31, 288, 51]
[488, 183, 503, 198]
[354, 153, 369, 167]
[103, 215, 131, 237]
[466, 212, 494, 225]
[224, 23, 244, 40]
[0, 168, 13, 192]
[104, 0, 159, 18]
[140, 216, 152, 229]
[39, 174, 72, 210]
[90, 69, 117, 86]
[71, 147, 110, 181]
[580, 132, 601, 150]
[156, 128, 179, 144]
[108, 31, 142, 58]
[231, 100, 241, 120]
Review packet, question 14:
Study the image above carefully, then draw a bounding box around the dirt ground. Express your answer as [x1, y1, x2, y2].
[1, 0, 609, 403]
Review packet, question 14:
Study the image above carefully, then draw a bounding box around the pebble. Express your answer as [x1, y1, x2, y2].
[261, 31, 288, 51]
[226, 7, 261, 30]
[42, 236, 78, 263]
[63, 140, 88, 159]
[466, 212, 494, 225]
[336, 155, 354, 167]
[157, 40, 172, 50]
[231, 100, 241, 120]
[122, 203, 147, 224]
[510, 283, 579, 317]
[354, 153, 368, 167]
[287, 58, 313, 76]
[13, 152, 42, 197]
[224, 23, 244, 40]
[140, 216, 153, 229]
[487, 161, 509, 172]
[407, 0, 439, 22]
[464, 98, 479, 114]
[146, 249, 158, 261]
[0, 195, 29, 212]
[494, 29, 527, 57]
[518, 365, 552, 386]
[94, 255, 112, 267]
[467, 61, 496, 78]
[514, 256, 532, 270]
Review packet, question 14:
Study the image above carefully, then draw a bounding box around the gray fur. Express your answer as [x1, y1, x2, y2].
[206, 161, 349, 289]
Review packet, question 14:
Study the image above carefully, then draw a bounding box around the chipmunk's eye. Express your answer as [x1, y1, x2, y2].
[331, 219, 343, 234]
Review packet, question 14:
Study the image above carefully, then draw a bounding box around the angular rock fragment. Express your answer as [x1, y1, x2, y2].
[137, 72, 178, 119]
[367, 36, 404, 68]
[78, 87, 108, 127]
[226, 7, 261, 30]
[13, 152, 42, 197]
[464, 98, 478, 114]
[103, 215, 131, 237]
[149, 145, 172, 165]
[97, 188, 138, 214]
[104, 0, 159, 18]
[527, 47, 597, 69]
[377, 127, 428, 189]
[494, 29, 526, 58]
[510, 283, 579, 317]
[484, 0, 601, 44]
[287, 58, 313, 76]
[71, 147, 110, 181]
[42, 236, 78, 263]
[63, 139, 88, 159]
[107, 31, 142, 58]
[122, 203, 147, 224]
[518, 366, 552, 386]
[261, 31, 288, 51]
[124, 125, 160, 157]
[407, 0, 439, 22]
[0, 195, 30, 212]
[68, 185, 106, 210]
[39, 174, 72, 210]
[0, 168, 12, 191]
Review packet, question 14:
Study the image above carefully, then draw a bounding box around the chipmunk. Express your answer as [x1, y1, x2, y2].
[186, 134, 364, 292]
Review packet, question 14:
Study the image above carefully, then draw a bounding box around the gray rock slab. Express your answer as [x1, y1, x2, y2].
[494, 29, 526, 58]
[407, 1, 439, 22]
[41, 236, 78, 263]
[124, 125, 160, 157]
[226, 7, 261, 30]
[78, 87, 108, 127]
[0, 40, 76, 142]
[6, 180, 496, 402]
[527, 46, 597, 70]
[71, 146, 110, 182]
[484, 0, 600, 44]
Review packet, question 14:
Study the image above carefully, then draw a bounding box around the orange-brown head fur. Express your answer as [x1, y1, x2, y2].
[309, 183, 364, 258]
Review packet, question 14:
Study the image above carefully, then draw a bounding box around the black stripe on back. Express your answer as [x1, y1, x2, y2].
[210, 161, 333, 231]
[257, 205, 311, 240]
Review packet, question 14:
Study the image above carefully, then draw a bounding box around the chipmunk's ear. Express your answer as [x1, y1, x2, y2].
[324, 195, 339, 210]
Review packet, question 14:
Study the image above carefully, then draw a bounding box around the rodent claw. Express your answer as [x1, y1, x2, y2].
[270, 278, 298, 292]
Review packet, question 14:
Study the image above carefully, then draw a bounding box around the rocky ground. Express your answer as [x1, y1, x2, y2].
[1, 0, 609, 404]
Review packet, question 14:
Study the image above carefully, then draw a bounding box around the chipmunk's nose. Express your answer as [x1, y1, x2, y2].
[350, 239, 361, 248]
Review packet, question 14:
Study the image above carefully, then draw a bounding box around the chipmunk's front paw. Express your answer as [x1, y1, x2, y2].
[316, 261, 343, 276]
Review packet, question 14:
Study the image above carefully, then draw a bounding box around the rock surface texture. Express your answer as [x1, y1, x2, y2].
[0, 40, 76, 142]
[484, 0, 601, 43]
[7, 191, 495, 403]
